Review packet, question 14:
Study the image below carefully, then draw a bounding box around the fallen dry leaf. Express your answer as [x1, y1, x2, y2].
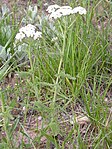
[70, 115, 90, 125]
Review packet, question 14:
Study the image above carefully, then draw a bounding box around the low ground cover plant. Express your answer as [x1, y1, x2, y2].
[0, 0, 112, 148]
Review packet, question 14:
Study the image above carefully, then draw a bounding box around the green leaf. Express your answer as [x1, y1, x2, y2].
[0, 45, 7, 61]
[49, 121, 60, 136]
[34, 101, 51, 113]
[56, 71, 76, 81]
[0, 64, 9, 80]
[41, 131, 60, 148]
[0, 143, 7, 149]
[16, 71, 32, 78]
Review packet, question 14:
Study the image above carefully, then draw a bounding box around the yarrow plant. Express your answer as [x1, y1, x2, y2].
[46, 5, 87, 20]
[15, 24, 42, 41]
[14, 24, 42, 78]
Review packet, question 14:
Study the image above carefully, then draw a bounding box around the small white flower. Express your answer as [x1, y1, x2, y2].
[51, 37, 58, 42]
[19, 26, 25, 33]
[28, 5, 38, 13]
[34, 31, 42, 40]
[26, 30, 35, 38]
[44, 3, 48, 6]
[56, 7, 73, 16]
[49, 11, 63, 20]
[15, 24, 42, 41]
[19, 24, 36, 38]
[38, 116, 42, 121]
[60, 6, 72, 10]
[23, 106, 26, 111]
[27, 24, 36, 30]
[46, 4, 60, 13]
[28, 5, 33, 11]
[72, 6, 87, 15]
[15, 32, 25, 41]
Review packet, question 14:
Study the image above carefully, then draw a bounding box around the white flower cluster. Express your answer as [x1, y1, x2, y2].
[46, 5, 87, 20]
[46, 4, 60, 13]
[15, 24, 42, 41]
[72, 6, 87, 15]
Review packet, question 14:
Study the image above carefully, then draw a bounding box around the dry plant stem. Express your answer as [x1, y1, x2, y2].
[0, 92, 12, 149]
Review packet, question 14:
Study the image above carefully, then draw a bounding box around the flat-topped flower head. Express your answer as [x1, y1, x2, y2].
[47, 5, 87, 20]
[19, 24, 36, 38]
[48, 6, 73, 20]
[15, 24, 42, 41]
[72, 6, 87, 15]
[46, 4, 60, 13]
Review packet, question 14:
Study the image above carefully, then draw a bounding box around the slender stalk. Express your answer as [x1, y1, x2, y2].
[28, 44, 34, 82]
[0, 92, 12, 149]
[27, 43, 38, 98]
[52, 21, 67, 108]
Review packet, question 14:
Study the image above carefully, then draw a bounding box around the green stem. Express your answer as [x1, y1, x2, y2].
[53, 55, 63, 104]
[28, 44, 38, 98]
[52, 23, 66, 108]
[0, 92, 12, 148]
[28, 45, 34, 82]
